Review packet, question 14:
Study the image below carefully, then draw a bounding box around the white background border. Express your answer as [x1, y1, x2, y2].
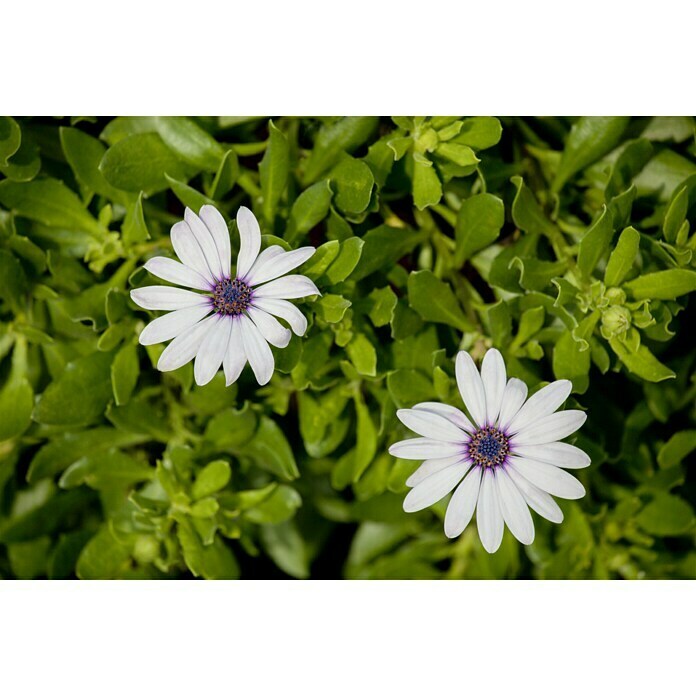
[1, 581, 693, 694]
[2, 2, 694, 694]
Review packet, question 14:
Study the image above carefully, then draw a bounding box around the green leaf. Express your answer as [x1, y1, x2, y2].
[316, 294, 351, 323]
[609, 338, 675, 382]
[0, 134, 41, 182]
[553, 117, 630, 192]
[76, 527, 131, 579]
[165, 175, 216, 212]
[663, 174, 696, 244]
[304, 117, 378, 183]
[510, 176, 558, 239]
[0, 249, 28, 313]
[0, 178, 104, 237]
[331, 156, 375, 215]
[509, 256, 567, 292]
[346, 334, 377, 376]
[0, 377, 33, 442]
[205, 405, 258, 450]
[577, 207, 613, 279]
[122, 192, 150, 246]
[0, 116, 21, 165]
[407, 270, 473, 331]
[59, 126, 126, 202]
[27, 427, 147, 482]
[553, 328, 591, 394]
[387, 369, 435, 408]
[239, 416, 299, 481]
[368, 286, 398, 327]
[209, 149, 240, 199]
[624, 269, 696, 300]
[352, 392, 378, 482]
[8, 537, 51, 579]
[286, 179, 333, 242]
[636, 494, 694, 536]
[260, 521, 310, 579]
[177, 517, 240, 579]
[604, 226, 639, 287]
[155, 116, 224, 171]
[452, 117, 502, 150]
[436, 143, 479, 167]
[192, 460, 231, 499]
[59, 450, 153, 490]
[244, 484, 302, 524]
[657, 431, 696, 469]
[111, 343, 139, 406]
[454, 193, 504, 265]
[99, 132, 187, 193]
[605, 138, 653, 200]
[412, 157, 442, 210]
[324, 237, 364, 284]
[33, 351, 115, 427]
[352, 225, 422, 281]
[259, 120, 290, 224]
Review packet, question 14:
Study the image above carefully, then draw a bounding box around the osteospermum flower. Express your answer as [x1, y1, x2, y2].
[389, 348, 590, 553]
[131, 205, 318, 386]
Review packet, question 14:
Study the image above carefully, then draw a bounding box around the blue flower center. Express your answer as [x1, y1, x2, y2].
[467, 426, 510, 468]
[213, 278, 251, 316]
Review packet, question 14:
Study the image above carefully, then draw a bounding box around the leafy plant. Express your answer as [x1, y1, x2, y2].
[0, 116, 694, 579]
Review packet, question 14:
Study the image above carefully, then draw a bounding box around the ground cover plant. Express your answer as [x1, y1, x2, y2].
[0, 115, 694, 579]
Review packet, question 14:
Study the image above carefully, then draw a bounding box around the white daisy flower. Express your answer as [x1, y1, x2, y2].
[389, 348, 590, 553]
[130, 205, 319, 387]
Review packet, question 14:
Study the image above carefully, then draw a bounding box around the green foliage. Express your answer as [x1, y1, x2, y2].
[0, 116, 694, 579]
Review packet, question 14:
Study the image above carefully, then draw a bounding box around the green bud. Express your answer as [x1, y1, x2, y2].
[601, 305, 631, 339]
[605, 287, 626, 305]
[133, 535, 159, 564]
[417, 128, 439, 153]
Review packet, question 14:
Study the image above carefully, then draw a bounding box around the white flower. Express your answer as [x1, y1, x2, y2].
[130, 205, 319, 387]
[389, 348, 590, 553]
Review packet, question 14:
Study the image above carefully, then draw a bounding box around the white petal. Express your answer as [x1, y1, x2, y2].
[199, 205, 231, 279]
[508, 380, 572, 434]
[246, 245, 286, 278]
[171, 220, 215, 283]
[497, 378, 528, 431]
[505, 465, 564, 523]
[403, 462, 468, 513]
[246, 247, 316, 286]
[138, 305, 212, 346]
[144, 257, 212, 291]
[455, 351, 486, 428]
[223, 318, 246, 386]
[406, 455, 467, 488]
[246, 306, 291, 348]
[481, 348, 506, 426]
[236, 206, 261, 280]
[396, 409, 468, 442]
[239, 313, 274, 385]
[185, 207, 225, 282]
[476, 468, 504, 553]
[512, 410, 587, 446]
[444, 465, 482, 538]
[194, 315, 232, 386]
[514, 442, 591, 469]
[389, 438, 465, 460]
[252, 297, 307, 336]
[412, 402, 474, 433]
[157, 314, 217, 372]
[130, 286, 209, 311]
[253, 275, 320, 300]
[507, 456, 585, 499]
[496, 466, 535, 545]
